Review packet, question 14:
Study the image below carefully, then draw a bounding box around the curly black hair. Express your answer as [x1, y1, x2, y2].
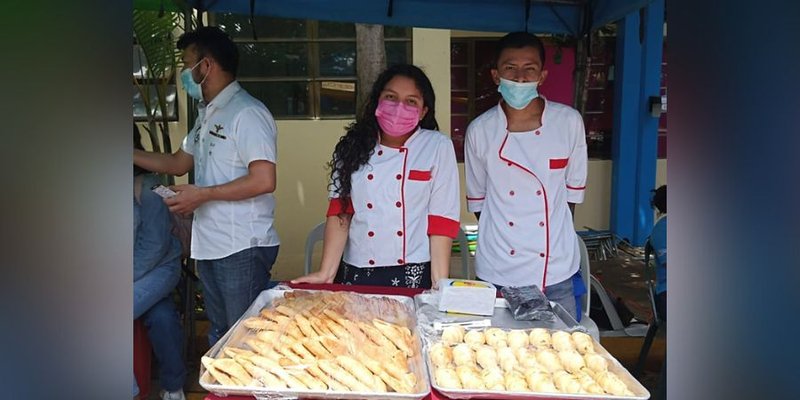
[330, 64, 439, 211]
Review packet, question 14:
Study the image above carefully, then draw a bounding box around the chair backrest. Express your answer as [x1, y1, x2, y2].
[577, 236, 592, 320]
[643, 239, 661, 322]
[303, 221, 327, 275]
[456, 227, 472, 279]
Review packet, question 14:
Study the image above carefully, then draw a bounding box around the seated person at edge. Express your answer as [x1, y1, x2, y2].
[650, 185, 667, 320]
[292, 64, 460, 289]
[133, 125, 187, 400]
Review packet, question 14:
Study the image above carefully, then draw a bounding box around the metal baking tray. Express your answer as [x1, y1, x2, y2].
[424, 328, 650, 400]
[199, 287, 431, 400]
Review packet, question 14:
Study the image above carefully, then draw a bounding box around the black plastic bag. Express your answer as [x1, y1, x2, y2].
[501, 284, 557, 322]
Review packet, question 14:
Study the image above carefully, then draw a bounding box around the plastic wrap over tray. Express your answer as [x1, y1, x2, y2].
[199, 287, 431, 400]
[414, 291, 648, 399]
[424, 329, 650, 400]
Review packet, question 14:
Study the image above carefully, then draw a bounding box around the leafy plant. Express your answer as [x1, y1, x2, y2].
[133, 8, 183, 153]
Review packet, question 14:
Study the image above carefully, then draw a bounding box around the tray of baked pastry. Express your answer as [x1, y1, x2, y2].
[199, 288, 430, 400]
[425, 326, 650, 399]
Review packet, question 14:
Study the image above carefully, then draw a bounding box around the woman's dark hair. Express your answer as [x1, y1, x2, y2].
[329, 64, 438, 210]
[134, 124, 147, 176]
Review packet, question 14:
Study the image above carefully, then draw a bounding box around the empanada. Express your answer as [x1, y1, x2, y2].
[429, 342, 453, 368]
[452, 343, 475, 367]
[441, 325, 465, 345]
[558, 350, 586, 374]
[481, 367, 505, 391]
[463, 329, 485, 346]
[434, 367, 461, 389]
[551, 330, 574, 352]
[507, 329, 530, 349]
[484, 328, 508, 348]
[504, 370, 528, 391]
[475, 345, 499, 370]
[584, 353, 609, 373]
[535, 349, 563, 372]
[528, 328, 551, 347]
[571, 331, 595, 354]
[456, 365, 486, 390]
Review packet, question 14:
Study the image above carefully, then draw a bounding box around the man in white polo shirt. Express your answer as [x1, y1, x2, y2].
[134, 26, 279, 346]
[465, 32, 587, 319]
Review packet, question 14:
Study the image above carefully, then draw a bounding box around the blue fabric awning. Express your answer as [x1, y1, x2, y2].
[168, 0, 653, 36]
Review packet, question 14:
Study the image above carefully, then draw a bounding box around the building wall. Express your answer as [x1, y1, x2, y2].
[141, 28, 667, 281]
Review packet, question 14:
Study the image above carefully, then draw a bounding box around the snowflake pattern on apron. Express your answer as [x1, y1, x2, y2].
[334, 261, 432, 289]
[404, 263, 425, 288]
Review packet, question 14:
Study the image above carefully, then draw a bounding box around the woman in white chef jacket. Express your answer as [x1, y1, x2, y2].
[292, 64, 460, 289]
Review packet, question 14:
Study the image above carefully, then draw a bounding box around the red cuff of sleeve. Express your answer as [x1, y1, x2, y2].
[326, 198, 355, 217]
[427, 215, 460, 239]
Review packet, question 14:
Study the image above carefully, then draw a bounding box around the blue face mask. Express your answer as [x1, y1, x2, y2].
[180, 59, 207, 101]
[497, 78, 539, 110]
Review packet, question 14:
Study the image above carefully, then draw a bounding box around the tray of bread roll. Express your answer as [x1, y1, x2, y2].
[199, 288, 431, 399]
[426, 326, 650, 399]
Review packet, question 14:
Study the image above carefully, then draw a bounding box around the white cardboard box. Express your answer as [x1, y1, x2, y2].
[437, 279, 497, 316]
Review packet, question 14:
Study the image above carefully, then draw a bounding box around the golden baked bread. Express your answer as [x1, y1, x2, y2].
[201, 290, 422, 394]
[428, 327, 635, 396]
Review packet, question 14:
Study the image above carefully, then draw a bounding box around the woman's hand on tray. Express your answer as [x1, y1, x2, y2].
[291, 270, 335, 284]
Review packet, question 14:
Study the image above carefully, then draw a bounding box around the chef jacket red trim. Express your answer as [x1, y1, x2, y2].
[326, 198, 355, 216]
[466, 196, 485, 201]
[427, 215, 460, 239]
[408, 169, 432, 181]
[566, 184, 586, 190]
[549, 158, 569, 169]
[498, 132, 550, 290]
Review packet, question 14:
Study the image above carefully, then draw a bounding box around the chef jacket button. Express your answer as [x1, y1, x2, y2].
[539, 221, 545, 227]
[539, 253, 545, 258]
[509, 190, 515, 196]
[369, 259, 375, 265]
[399, 148, 406, 152]
[397, 258, 404, 264]
[535, 130, 541, 135]
[508, 221, 514, 227]
[368, 231, 375, 237]
[395, 201, 402, 208]
[536, 190, 542, 196]
[510, 249, 515, 256]
[378, 150, 383, 156]
[396, 174, 402, 180]
[397, 230, 403, 236]
[367, 174, 374, 180]
[507, 162, 512, 166]
[367, 202, 373, 209]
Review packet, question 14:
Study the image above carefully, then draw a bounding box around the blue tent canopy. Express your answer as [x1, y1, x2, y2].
[178, 0, 652, 36]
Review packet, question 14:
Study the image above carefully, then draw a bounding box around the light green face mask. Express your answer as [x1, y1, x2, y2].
[180, 58, 207, 101]
[498, 78, 539, 109]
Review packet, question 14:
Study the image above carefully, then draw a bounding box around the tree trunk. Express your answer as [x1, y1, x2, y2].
[355, 24, 386, 113]
[573, 34, 589, 114]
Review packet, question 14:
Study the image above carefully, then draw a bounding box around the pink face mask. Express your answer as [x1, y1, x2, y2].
[374, 99, 421, 137]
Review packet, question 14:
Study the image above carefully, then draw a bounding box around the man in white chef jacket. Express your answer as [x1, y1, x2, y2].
[465, 32, 588, 319]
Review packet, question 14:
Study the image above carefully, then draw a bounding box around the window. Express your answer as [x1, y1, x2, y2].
[133, 43, 178, 122]
[450, 40, 502, 162]
[213, 14, 412, 119]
